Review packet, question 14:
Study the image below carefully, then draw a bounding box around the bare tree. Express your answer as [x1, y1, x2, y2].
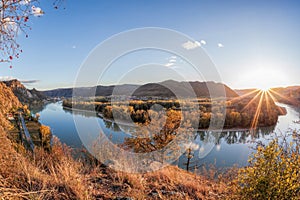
[0, 0, 63, 66]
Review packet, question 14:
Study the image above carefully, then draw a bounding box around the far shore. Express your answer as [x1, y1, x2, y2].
[62, 105, 278, 133]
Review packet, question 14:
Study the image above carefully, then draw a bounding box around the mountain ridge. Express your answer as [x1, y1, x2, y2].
[43, 80, 238, 98]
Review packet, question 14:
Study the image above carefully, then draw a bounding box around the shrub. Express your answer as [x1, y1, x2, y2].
[234, 133, 300, 199]
[40, 125, 52, 151]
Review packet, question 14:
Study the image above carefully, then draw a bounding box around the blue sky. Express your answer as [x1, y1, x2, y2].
[1, 0, 300, 90]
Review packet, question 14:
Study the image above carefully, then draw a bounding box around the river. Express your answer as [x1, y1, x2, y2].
[35, 102, 300, 170]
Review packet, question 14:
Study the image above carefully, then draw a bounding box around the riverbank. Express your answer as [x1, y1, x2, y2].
[1, 92, 299, 199]
[64, 95, 286, 129]
[63, 104, 280, 133]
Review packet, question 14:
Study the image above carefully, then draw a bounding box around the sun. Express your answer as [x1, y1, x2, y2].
[258, 85, 270, 92]
[239, 68, 286, 90]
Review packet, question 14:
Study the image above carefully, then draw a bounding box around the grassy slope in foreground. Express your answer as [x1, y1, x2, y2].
[0, 82, 231, 199]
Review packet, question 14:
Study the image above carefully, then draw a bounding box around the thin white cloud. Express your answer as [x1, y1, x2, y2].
[164, 62, 175, 67]
[164, 55, 177, 66]
[200, 40, 206, 45]
[32, 6, 44, 17]
[20, 0, 31, 5]
[218, 43, 224, 48]
[21, 80, 40, 84]
[182, 40, 201, 50]
[0, 76, 16, 81]
[183, 142, 199, 151]
[72, 45, 76, 49]
[0, 77, 39, 85]
[1, 17, 17, 32]
[2, 17, 11, 23]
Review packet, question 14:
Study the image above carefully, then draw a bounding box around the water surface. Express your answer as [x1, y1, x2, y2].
[36, 102, 300, 169]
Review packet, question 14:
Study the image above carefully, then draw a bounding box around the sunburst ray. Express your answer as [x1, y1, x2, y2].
[250, 91, 265, 130]
[265, 91, 271, 113]
[269, 89, 297, 105]
[241, 90, 263, 112]
[230, 89, 260, 103]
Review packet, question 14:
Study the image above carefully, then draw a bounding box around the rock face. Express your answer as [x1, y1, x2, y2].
[2, 79, 46, 105]
[43, 80, 238, 98]
[0, 82, 22, 128]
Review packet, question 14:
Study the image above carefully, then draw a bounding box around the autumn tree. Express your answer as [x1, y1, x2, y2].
[39, 124, 52, 151]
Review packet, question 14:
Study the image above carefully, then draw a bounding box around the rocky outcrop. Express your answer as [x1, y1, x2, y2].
[0, 82, 22, 129]
[2, 79, 46, 105]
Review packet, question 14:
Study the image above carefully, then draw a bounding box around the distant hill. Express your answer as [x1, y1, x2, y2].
[1, 79, 46, 105]
[235, 88, 258, 96]
[43, 80, 238, 99]
[132, 80, 238, 98]
[43, 84, 139, 98]
[235, 86, 300, 107]
[43, 88, 73, 98]
[271, 86, 300, 106]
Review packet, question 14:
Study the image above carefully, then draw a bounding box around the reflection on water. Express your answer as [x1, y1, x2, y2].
[29, 103, 47, 114]
[36, 102, 300, 169]
[177, 127, 276, 169]
[63, 108, 98, 118]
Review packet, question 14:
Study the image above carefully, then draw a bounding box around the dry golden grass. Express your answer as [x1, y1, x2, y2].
[1, 122, 231, 200]
[0, 128, 91, 199]
[0, 82, 232, 199]
[88, 164, 230, 200]
[0, 82, 90, 199]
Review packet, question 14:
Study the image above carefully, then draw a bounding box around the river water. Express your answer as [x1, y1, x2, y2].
[36, 102, 300, 170]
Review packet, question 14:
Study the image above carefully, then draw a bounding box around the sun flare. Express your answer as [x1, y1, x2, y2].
[258, 86, 270, 92]
[230, 86, 288, 131]
[240, 68, 286, 90]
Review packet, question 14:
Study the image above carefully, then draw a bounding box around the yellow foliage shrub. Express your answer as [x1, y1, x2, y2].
[234, 136, 300, 199]
[40, 125, 52, 150]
